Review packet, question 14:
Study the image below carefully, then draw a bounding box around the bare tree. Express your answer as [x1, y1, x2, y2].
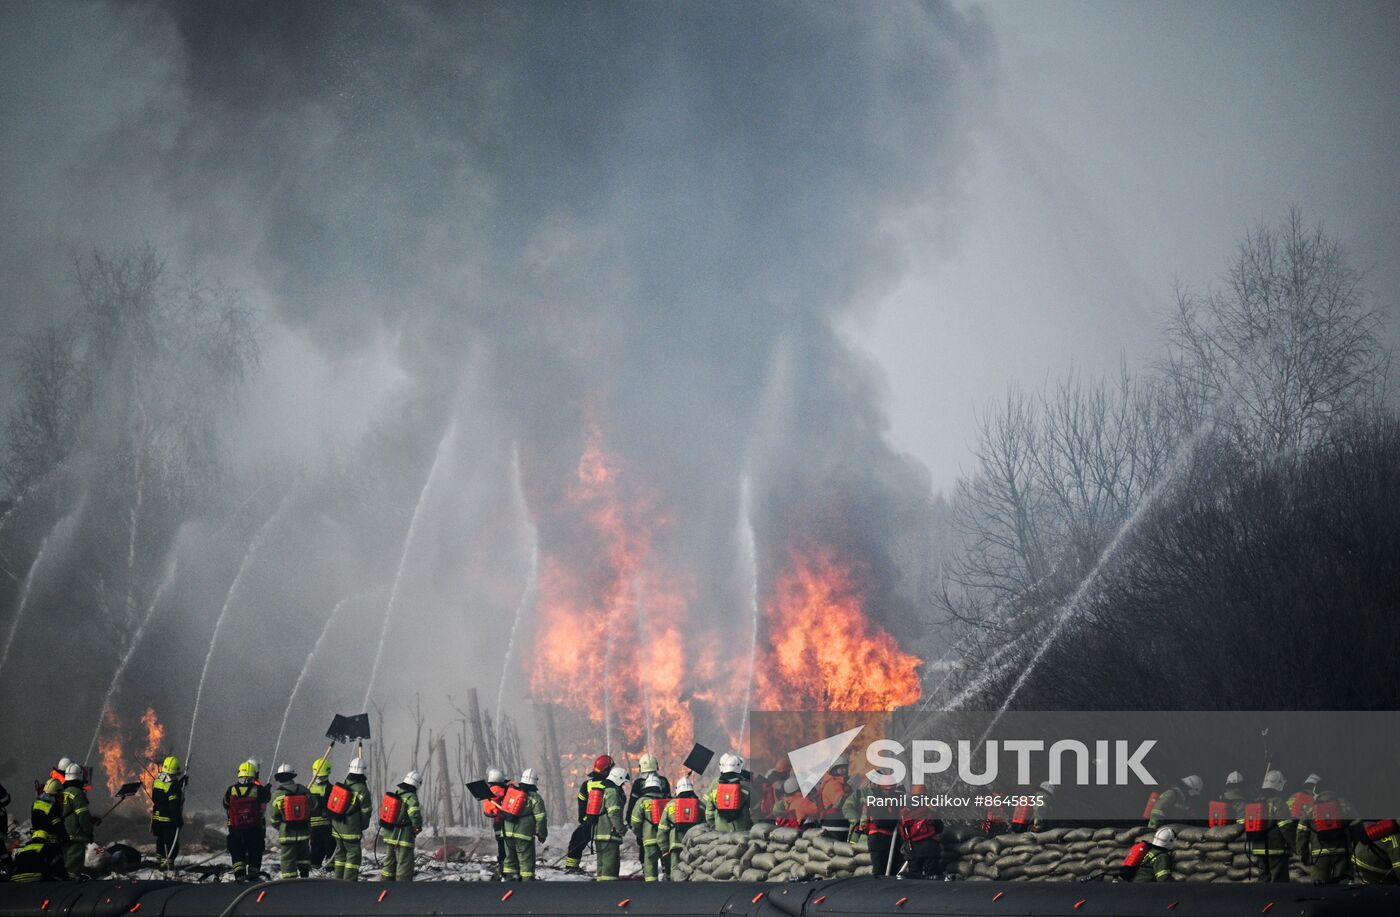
[3, 326, 85, 494]
[1164, 208, 1388, 457]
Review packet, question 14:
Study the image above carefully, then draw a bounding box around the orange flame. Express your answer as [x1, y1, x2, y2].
[98, 708, 126, 796]
[141, 707, 166, 793]
[755, 545, 921, 711]
[529, 413, 921, 767]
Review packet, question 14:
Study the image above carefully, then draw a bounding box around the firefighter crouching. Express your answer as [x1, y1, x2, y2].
[658, 777, 702, 878]
[13, 781, 69, 882]
[1293, 778, 1353, 884]
[592, 765, 628, 881]
[307, 757, 334, 870]
[327, 757, 372, 880]
[1146, 774, 1203, 828]
[380, 770, 423, 882]
[628, 774, 666, 882]
[565, 754, 613, 872]
[706, 754, 752, 833]
[773, 777, 819, 829]
[224, 760, 271, 880]
[151, 756, 185, 869]
[500, 768, 547, 881]
[270, 764, 314, 879]
[1121, 827, 1176, 882]
[1351, 817, 1400, 885]
[1242, 770, 1296, 882]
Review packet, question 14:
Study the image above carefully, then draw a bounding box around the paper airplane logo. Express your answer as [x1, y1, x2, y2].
[789, 725, 864, 797]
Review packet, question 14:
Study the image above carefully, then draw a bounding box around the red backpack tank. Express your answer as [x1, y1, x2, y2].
[1312, 800, 1343, 832]
[1243, 801, 1268, 834]
[379, 792, 404, 829]
[281, 793, 311, 825]
[1141, 792, 1160, 820]
[1122, 841, 1147, 869]
[326, 784, 353, 817]
[499, 786, 528, 817]
[1289, 792, 1315, 820]
[715, 783, 742, 812]
[673, 797, 700, 824]
[648, 797, 669, 826]
[1364, 819, 1397, 842]
[228, 793, 260, 830]
[585, 786, 605, 817]
[1207, 799, 1231, 827]
[1010, 804, 1031, 827]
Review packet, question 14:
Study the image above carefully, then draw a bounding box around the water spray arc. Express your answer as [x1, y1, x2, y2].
[737, 473, 760, 753]
[273, 591, 365, 767]
[362, 419, 458, 710]
[187, 493, 295, 760]
[0, 498, 87, 679]
[494, 443, 538, 729]
[86, 542, 182, 762]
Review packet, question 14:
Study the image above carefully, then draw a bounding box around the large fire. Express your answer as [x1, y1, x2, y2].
[754, 546, 922, 711]
[528, 413, 923, 766]
[95, 705, 167, 801]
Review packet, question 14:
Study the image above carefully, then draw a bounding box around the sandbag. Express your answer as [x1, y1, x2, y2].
[769, 826, 798, 845]
[1206, 824, 1243, 841]
[1063, 828, 1094, 842]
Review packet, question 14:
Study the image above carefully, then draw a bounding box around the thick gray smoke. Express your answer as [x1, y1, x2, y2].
[0, 1, 991, 798]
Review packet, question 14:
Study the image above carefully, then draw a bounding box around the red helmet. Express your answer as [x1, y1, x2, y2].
[592, 754, 614, 774]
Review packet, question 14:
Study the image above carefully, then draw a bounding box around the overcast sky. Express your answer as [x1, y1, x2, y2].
[2, 1, 1397, 494]
[862, 0, 1400, 488]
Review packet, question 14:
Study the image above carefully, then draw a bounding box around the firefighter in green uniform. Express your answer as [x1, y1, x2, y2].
[565, 755, 613, 872]
[1147, 775, 1203, 828]
[60, 762, 95, 876]
[224, 761, 265, 881]
[1294, 779, 1353, 884]
[0, 781, 10, 865]
[658, 776, 701, 879]
[1242, 770, 1296, 882]
[270, 763, 313, 878]
[331, 757, 373, 880]
[307, 757, 334, 870]
[15, 781, 69, 881]
[11, 828, 67, 883]
[381, 770, 423, 882]
[628, 774, 666, 882]
[593, 765, 628, 881]
[1351, 818, 1400, 885]
[501, 768, 548, 881]
[150, 756, 185, 869]
[1122, 827, 1176, 882]
[705, 754, 753, 832]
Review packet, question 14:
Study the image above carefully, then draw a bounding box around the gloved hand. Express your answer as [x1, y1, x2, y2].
[537, 830, 547, 843]
[93, 816, 103, 826]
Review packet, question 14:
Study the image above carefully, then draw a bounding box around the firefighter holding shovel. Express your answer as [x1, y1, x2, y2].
[328, 757, 372, 880]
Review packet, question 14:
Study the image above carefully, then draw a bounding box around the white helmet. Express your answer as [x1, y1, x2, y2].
[639, 753, 658, 774]
[1226, 771, 1243, 786]
[675, 777, 694, 795]
[57, 757, 73, 773]
[274, 763, 296, 780]
[1304, 773, 1321, 787]
[348, 757, 367, 776]
[1153, 827, 1177, 850]
[731, 753, 746, 771]
[782, 777, 799, 795]
[1039, 781, 1056, 795]
[1181, 775, 1204, 796]
[643, 774, 663, 792]
[65, 763, 84, 781]
[402, 770, 421, 788]
[719, 756, 741, 775]
[717, 752, 735, 770]
[486, 767, 506, 784]
[519, 768, 539, 786]
[607, 765, 629, 785]
[1262, 770, 1286, 793]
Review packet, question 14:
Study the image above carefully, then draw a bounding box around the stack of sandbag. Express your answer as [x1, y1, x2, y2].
[676, 823, 873, 882]
[940, 822, 1307, 882]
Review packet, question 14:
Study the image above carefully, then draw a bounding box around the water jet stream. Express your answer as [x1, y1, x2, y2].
[0, 498, 86, 678]
[737, 474, 760, 753]
[362, 419, 457, 710]
[273, 591, 363, 767]
[494, 443, 538, 729]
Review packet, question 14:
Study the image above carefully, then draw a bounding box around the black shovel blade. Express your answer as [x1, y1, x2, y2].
[115, 781, 143, 799]
[464, 779, 493, 801]
[326, 713, 372, 744]
[682, 743, 714, 775]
